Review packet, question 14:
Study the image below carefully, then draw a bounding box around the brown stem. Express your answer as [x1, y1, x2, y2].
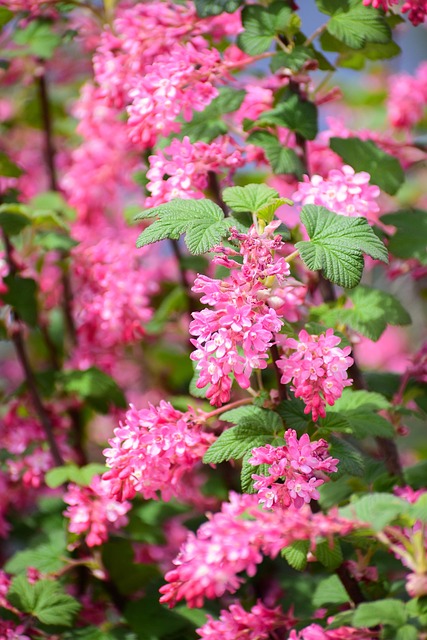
[37, 67, 59, 192]
[270, 343, 287, 401]
[207, 171, 229, 216]
[169, 239, 197, 317]
[61, 267, 77, 345]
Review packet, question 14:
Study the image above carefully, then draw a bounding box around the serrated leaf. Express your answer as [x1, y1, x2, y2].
[222, 184, 280, 214]
[8, 576, 80, 627]
[315, 539, 343, 569]
[395, 625, 420, 640]
[194, 0, 243, 17]
[221, 406, 283, 434]
[277, 398, 309, 430]
[241, 453, 269, 493]
[1, 275, 38, 326]
[0, 205, 31, 236]
[334, 389, 391, 413]
[136, 199, 228, 255]
[339, 493, 410, 531]
[330, 137, 404, 195]
[353, 599, 407, 628]
[203, 424, 277, 464]
[247, 131, 304, 177]
[5, 537, 67, 574]
[296, 205, 388, 288]
[238, 4, 293, 56]
[60, 367, 126, 413]
[328, 436, 365, 477]
[410, 494, 427, 522]
[282, 540, 309, 570]
[270, 46, 313, 73]
[327, 4, 391, 50]
[313, 575, 349, 607]
[256, 94, 318, 140]
[381, 209, 427, 265]
[179, 87, 246, 143]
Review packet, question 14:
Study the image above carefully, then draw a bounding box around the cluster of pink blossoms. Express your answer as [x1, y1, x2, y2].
[363, 0, 427, 25]
[197, 601, 295, 639]
[63, 475, 131, 547]
[278, 329, 353, 421]
[249, 430, 338, 510]
[190, 222, 290, 406]
[146, 136, 244, 207]
[293, 165, 380, 222]
[290, 624, 374, 639]
[103, 401, 214, 502]
[160, 492, 359, 608]
[386, 61, 427, 129]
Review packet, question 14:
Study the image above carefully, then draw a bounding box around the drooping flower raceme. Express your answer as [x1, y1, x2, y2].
[103, 401, 214, 502]
[190, 223, 290, 406]
[249, 430, 338, 510]
[278, 329, 353, 421]
[63, 475, 131, 547]
[292, 165, 380, 222]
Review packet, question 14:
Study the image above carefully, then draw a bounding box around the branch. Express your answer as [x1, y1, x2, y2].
[270, 343, 288, 401]
[207, 171, 229, 216]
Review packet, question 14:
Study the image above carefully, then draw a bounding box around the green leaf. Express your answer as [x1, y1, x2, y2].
[311, 285, 411, 341]
[381, 209, 427, 265]
[282, 539, 310, 570]
[247, 131, 304, 177]
[220, 405, 283, 433]
[60, 367, 126, 413]
[222, 184, 280, 214]
[45, 463, 107, 488]
[328, 436, 365, 477]
[315, 539, 343, 570]
[194, 0, 243, 17]
[256, 94, 318, 140]
[179, 87, 246, 143]
[203, 420, 278, 465]
[136, 198, 228, 255]
[277, 398, 309, 431]
[5, 536, 67, 574]
[353, 599, 407, 628]
[36, 231, 78, 252]
[327, 4, 391, 50]
[241, 454, 269, 493]
[0, 152, 23, 178]
[124, 588, 193, 638]
[1, 275, 38, 326]
[339, 493, 410, 531]
[8, 576, 80, 627]
[0, 7, 13, 28]
[333, 389, 390, 413]
[13, 19, 62, 59]
[238, 4, 293, 55]
[312, 575, 349, 607]
[316, 0, 349, 13]
[410, 494, 427, 522]
[146, 286, 187, 334]
[270, 46, 313, 73]
[102, 541, 159, 596]
[395, 625, 420, 640]
[330, 137, 404, 195]
[296, 205, 388, 288]
[0, 204, 32, 236]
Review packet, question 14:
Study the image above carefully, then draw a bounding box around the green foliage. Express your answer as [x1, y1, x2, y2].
[0, 151, 23, 178]
[179, 87, 246, 142]
[352, 599, 408, 628]
[194, 0, 243, 17]
[146, 286, 187, 334]
[222, 183, 288, 221]
[395, 626, 420, 640]
[238, 3, 295, 55]
[330, 137, 404, 195]
[322, 389, 394, 439]
[315, 539, 343, 570]
[1, 275, 38, 326]
[270, 46, 313, 73]
[59, 367, 126, 413]
[312, 575, 349, 607]
[327, 5, 391, 50]
[246, 130, 304, 177]
[45, 463, 107, 488]
[136, 199, 230, 254]
[8, 575, 80, 627]
[102, 541, 159, 596]
[5, 534, 67, 575]
[296, 205, 388, 288]
[381, 209, 427, 265]
[13, 19, 62, 59]
[311, 285, 411, 341]
[339, 493, 410, 531]
[0, 204, 32, 236]
[256, 93, 318, 140]
[328, 436, 366, 477]
[0, 6, 13, 28]
[282, 540, 309, 571]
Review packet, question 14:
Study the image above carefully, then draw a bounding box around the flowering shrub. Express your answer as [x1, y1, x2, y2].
[0, 0, 426, 638]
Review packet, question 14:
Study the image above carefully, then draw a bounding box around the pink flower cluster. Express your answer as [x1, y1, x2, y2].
[293, 165, 380, 222]
[190, 223, 290, 406]
[363, 0, 427, 25]
[249, 430, 338, 510]
[146, 136, 244, 207]
[278, 329, 353, 421]
[159, 492, 359, 608]
[63, 475, 131, 547]
[290, 624, 373, 639]
[387, 62, 427, 129]
[103, 401, 214, 502]
[197, 601, 294, 639]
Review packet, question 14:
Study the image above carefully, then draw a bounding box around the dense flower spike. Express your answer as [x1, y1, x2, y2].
[249, 430, 338, 509]
[190, 222, 290, 405]
[160, 492, 360, 607]
[197, 601, 295, 639]
[363, 0, 427, 25]
[278, 330, 353, 421]
[386, 62, 427, 129]
[63, 475, 131, 547]
[289, 624, 374, 639]
[293, 165, 380, 221]
[103, 401, 214, 501]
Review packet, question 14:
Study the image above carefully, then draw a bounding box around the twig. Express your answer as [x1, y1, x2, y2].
[199, 397, 253, 421]
[304, 22, 328, 47]
[37, 67, 59, 192]
[270, 343, 287, 401]
[207, 172, 229, 216]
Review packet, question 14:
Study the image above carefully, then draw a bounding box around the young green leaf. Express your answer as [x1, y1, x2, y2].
[315, 539, 343, 570]
[1, 275, 38, 326]
[60, 367, 126, 413]
[256, 94, 318, 140]
[381, 209, 427, 265]
[328, 436, 365, 477]
[136, 199, 229, 255]
[179, 87, 246, 143]
[247, 131, 304, 177]
[238, 4, 293, 55]
[8, 576, 80, 627]
[312, 575, 349, 607]
[281, 540, 310, 571]
[330, 137, 404, 195]
[220, 405, 283, 433]
[203, 424, 278, 465]
[241, 454, 269, 493]
[222, 184, 280, 214]
[296, 205, 388, 288]
[353, 599, 408, 628]
[0, 204, 32, 236]
[194, 0, 243, 17]
[339, 493, 410, 531]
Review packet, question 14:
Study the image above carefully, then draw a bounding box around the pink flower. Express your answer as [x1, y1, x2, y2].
[278, 329, 353, 421]
[63, 475, 131, 547]
[293, 165, 380, 222]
